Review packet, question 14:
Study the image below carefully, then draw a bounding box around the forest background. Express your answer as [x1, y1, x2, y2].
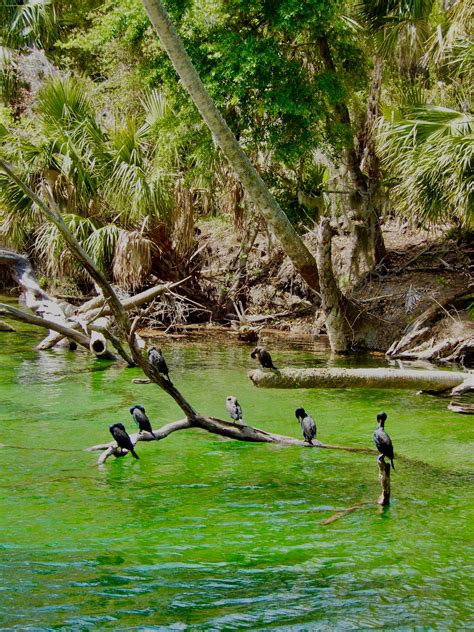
[0, 0, 472, 361]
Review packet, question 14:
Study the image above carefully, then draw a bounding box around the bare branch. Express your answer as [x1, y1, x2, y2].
[88, 415, 375, 464]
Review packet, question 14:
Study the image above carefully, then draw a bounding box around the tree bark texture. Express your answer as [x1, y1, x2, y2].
[140, 0, 320, 292]
[248, 367, 470, 392]
[316, 218, 354, 353]
[377, 458, 391, 505]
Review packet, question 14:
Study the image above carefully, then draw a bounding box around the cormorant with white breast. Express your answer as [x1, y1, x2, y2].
[226, 396, 245, 425]
[373, 411, 395, 470]
[295, 408, 317, 444]
[130, 404, 155, 438]
[109, 423, 139, 459]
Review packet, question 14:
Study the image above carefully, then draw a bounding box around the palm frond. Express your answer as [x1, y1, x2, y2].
[0, 0, 56, 49]
[378, 104, 473, 225]
[83, 224, 121, 273]
[112, 229, 154, 290]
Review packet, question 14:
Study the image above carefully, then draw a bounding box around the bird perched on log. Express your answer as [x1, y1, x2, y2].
[130, 404, 155, 438]
[251, 346, 278, 370]
[109, 423, 139, 459]
[373, 411, 395, 470]
[147, 347, 172, 384]
[295, 408, 317, 444]
[226, 396, 245, 425]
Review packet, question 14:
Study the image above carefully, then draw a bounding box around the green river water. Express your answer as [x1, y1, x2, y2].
[1, 311, 473, 630]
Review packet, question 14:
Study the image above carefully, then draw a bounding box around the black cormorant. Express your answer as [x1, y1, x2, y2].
[373, 411, 395, 470]
[148, 347, 172, 384]
[109, 423, 139, 459]
[226, 396, 245, 424]
[130, 404, 155, 438]
[251, 346, 278, 370]
[295, 408, 317, 444]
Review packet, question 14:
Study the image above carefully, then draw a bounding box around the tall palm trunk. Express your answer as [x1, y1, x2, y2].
[141, 0, 319, 292]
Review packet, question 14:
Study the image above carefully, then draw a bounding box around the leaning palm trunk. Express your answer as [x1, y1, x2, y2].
[141, 0, 319, 292]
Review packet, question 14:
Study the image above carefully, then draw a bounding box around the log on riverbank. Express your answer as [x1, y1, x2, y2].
[248, 367, 472, 392]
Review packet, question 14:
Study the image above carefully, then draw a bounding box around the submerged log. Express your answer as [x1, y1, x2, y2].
[248, 367, 470, 392]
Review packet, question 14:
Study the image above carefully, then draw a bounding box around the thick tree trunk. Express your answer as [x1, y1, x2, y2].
[248, 367, 471, 392]
[316, 218, 353, 352]
[141, 0, 319, 292]
[317, 40, 387, 269]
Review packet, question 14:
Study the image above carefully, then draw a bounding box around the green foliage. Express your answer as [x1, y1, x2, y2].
[0, 75, 176, 281]
[0, 0, 57, 49]
[1, 0, 472, 289]
[378, 103, 473, 226]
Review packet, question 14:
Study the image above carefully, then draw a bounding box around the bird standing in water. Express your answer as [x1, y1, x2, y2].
[109, 423, 139, 459]
[251, 346, 278, 370]
[226, 396, 245, 425]
[130, 404, 155, 438]
[295, 408, 317, 444]
[148, 347, 172, 384]
[373, 411, 395, 470]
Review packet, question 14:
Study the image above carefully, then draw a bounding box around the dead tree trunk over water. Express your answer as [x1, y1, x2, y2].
[249, 367, 471, 392]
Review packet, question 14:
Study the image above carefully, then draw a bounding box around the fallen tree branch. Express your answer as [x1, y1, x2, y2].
[89, 321, 134, 366]
[37, 277, 191, 350]
[0, 303, 91, 349]
[87, 415, 376, 464]
[0, 321, 16, 332]
[248, 367, 470, 391]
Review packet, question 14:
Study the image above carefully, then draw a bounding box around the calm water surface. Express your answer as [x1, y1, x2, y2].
[0, 314, 473, 629]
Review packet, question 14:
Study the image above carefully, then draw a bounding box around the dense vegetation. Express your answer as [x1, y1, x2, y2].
[0, 0, 472, 301]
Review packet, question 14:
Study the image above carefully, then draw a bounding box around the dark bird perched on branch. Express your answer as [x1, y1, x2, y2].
[251, 346, 278, 370]
[373, 411, 395, 470]
[147, 347, 172, 384]
[226, 396, 245, 425]
[295, 408, 317, 444]
[130, 404, 155, 438]
[109, 423, 139, 459]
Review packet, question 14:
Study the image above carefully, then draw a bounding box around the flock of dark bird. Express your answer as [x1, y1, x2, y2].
[109, 345, 395, 469]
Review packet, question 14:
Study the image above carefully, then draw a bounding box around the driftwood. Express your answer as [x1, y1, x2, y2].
[36, 277, 190, 351]
[0, 246, 187, 362]
[0, 302, 91, 349]
[248, 367, 471, 393]
[386, 292, 474, 365]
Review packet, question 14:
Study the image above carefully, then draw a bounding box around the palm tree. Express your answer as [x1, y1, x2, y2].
[378, 103, 473, 226]
[0, 75, 175, 289]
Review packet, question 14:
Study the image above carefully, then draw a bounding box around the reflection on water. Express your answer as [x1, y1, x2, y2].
[0, 321, 473, 629]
